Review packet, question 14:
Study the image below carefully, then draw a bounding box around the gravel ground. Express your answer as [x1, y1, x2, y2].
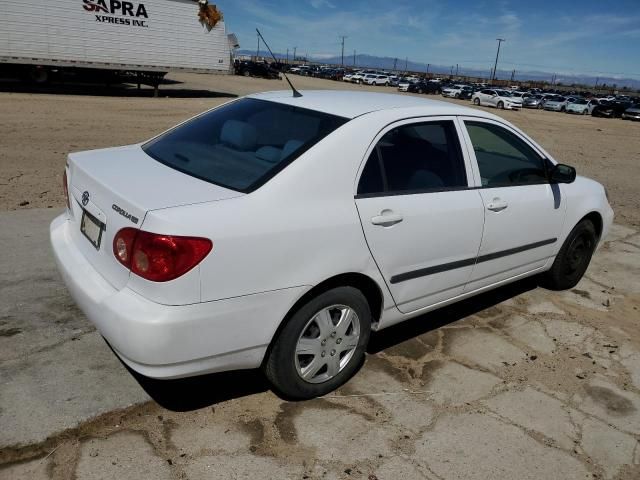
[0, 73, 639, 226]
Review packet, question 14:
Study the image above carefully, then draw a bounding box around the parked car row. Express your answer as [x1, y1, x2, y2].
[424, 82, 640, 120]
[245, 62, 639, 121]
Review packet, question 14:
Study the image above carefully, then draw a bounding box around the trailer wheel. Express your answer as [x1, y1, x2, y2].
[29, 66, 49, 85]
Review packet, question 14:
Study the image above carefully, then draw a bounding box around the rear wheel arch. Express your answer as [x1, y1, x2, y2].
[263, 273, 384, 364]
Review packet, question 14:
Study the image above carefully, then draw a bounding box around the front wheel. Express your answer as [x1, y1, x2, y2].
[264, 286, 371, 399]
[541, 219, 597, 290]
[473, 98, 480, 105]
[497, 101, 504, 109]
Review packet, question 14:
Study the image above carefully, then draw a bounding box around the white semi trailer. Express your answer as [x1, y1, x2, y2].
[0, 0, 235, 93]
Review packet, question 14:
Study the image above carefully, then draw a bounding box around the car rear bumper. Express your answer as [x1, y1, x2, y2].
[50, 214, 306, 379]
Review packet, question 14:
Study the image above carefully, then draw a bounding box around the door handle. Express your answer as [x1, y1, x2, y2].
[371, 210, 403, 226]
[487, 198, 508, 212]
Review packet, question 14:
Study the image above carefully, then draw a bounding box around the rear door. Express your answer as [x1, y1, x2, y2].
[355, 117, 484, 313]
[458, 118, 567, 291]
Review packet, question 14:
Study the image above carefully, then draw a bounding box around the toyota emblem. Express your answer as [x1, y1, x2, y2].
[82, 191, 90, 207]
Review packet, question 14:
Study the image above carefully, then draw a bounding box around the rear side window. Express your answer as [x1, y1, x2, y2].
[465, 121, 547, 187]
[357, 120, 468, 195]
[143, 99, 348, 192]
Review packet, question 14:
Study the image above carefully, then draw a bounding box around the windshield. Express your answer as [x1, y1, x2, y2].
[572, 99, 588, 105]
[497, 90, 512, 97]
[143, 99, 348, 193]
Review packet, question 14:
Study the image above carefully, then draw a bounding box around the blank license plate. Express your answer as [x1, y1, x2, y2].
[80, 210, 104, 249]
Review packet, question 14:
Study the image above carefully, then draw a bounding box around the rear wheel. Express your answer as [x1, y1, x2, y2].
[243, 70, 251, 77]
[537, 103, 543, 109]
[541, 219, 597, 290]
[264, 287, 371, 399]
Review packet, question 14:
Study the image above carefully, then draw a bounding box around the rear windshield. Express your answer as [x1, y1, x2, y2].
[143, 98, 348, 193]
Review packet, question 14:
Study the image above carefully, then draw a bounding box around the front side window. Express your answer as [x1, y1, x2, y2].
[465, 121, 547, 187]
[143, 99, 348, 192]
[357, 120, 468, 195]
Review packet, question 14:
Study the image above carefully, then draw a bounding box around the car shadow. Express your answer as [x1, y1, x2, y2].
[367, 276, 538, 354]
[123, 277, 539, 411]
[0, 79, 237, 98]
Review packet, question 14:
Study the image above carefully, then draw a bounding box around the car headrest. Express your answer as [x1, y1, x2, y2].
[280, 140, 304, 160]
[255, 146, 282, 164]
[220, 120, 258, 151]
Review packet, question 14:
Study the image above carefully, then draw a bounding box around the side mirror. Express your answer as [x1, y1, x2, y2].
[550, 163, 576, 184]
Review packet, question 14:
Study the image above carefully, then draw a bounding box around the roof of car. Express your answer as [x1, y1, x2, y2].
[247, 90, 484, 119]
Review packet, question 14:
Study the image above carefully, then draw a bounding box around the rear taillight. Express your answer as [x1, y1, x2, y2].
[113, 228, 212, 282]
[63, 169, 70, 210]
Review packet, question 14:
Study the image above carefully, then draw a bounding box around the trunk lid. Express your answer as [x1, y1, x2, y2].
[67, 144, 242, 289]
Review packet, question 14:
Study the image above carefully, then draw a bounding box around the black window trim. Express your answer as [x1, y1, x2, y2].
[355, 117, 470, 198]
[354, 114, 560, 200]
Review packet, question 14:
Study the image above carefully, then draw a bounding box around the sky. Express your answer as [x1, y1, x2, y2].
[218, 0, 640, 80]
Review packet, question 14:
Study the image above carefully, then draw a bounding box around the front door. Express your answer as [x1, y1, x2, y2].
[355, 118, 484, 313]
[459, 118, 567, 292]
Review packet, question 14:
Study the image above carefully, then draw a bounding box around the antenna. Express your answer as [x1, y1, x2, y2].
[256, 28, 302, 98]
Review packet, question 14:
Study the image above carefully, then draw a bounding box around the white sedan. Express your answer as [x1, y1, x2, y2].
[472, 88, 523, 110]
[51, 91, 613, 399]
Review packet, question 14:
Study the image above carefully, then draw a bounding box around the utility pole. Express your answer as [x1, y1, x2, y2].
[456, 64, 459, 76]
[393, 58, 398, 71]
[256, 32, 260, 58]
[339, 36, 347, 66]
[405, 57, 408, 71]
[286, 48, 289, 64]
[510, 69, 515, 81]
[426, 63, 430, 75]
[353, 50, 356, 66]
[293, 46, 297, 64]
[492, 38, 505, 81]
[450, 66, 453, 76]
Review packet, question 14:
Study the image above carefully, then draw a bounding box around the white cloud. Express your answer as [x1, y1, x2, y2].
[309, 0, 335, 9]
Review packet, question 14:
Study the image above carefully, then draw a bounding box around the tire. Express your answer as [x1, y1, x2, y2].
[385, 82, 389, 87]
[243, 71, 250, 77]
[497, 101, 504, 109]
[473, 98, 480, 106]
[541, 219, 597, 290]
[417, 89, 423, 94]
[29, 66, 49, 84]
[537, 104, 543, 109]
[264, 286, 372, 399]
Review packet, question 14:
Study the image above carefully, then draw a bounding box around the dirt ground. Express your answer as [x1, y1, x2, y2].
[1, 75, 639, 480]
[0, 73, 639, 226]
